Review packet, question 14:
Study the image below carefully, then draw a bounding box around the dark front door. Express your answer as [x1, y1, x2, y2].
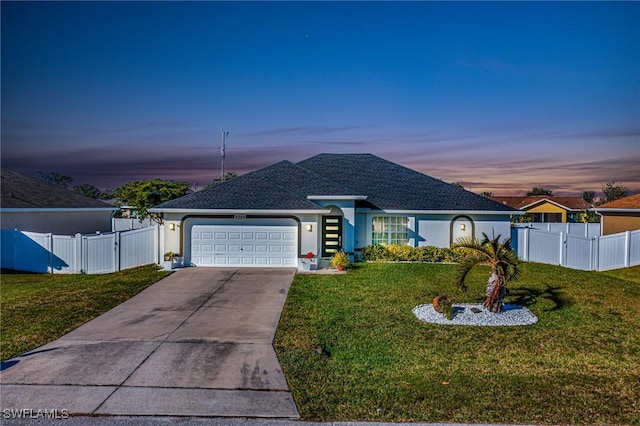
[321, 216, 342, 257]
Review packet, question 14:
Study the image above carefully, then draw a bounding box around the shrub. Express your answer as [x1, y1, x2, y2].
[360, 244, 460, 263]
[331, 251, 351, 269]
[387, 244, 413, 261]
[360, 244, 392, 261]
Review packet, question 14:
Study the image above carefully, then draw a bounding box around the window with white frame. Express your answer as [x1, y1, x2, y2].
[372, 216, 409, 245]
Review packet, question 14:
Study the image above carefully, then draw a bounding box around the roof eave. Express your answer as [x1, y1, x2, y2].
[149, 208, 332, 215]
[382, 209, 523, 215]
[0, 207, 118, 212]
[591, 208, 640, 213]
[307, 195, 368, 200]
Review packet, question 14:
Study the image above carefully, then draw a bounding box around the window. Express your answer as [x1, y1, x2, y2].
[372, 216, 409, 245]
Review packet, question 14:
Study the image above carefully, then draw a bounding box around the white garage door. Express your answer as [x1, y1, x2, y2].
[190, 224, 297, 267]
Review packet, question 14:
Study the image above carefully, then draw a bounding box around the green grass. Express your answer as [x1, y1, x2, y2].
[603, 265, 640, 284]
[1, 265, 170, 361]
[274, 262, 640, 425]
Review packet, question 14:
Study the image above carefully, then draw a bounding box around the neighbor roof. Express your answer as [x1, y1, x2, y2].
[594, 193, 640, 210]
[0, 167, 115, 209]
[154, 154, 516, 212]
[491, 196, 590, 211]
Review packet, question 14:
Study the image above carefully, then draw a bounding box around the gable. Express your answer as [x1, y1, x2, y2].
[492, 196, 590, 212]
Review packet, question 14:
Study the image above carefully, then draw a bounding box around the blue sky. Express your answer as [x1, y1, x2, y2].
[2, 1, 639, 196]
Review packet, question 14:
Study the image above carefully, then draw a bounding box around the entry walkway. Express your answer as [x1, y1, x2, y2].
[0, 268, 299, 418]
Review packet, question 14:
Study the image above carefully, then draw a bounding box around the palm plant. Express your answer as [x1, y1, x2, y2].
[452, 233, 521, 313]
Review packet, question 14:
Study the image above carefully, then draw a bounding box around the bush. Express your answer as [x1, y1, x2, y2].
[360, 244, 459, 263]
[360, 244, 392, 261]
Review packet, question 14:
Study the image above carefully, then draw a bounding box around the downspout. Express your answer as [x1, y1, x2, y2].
[594, 210, 604, 236]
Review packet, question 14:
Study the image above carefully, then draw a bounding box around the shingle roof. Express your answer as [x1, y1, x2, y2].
[595, 193, 640, 210]
[490, 196, 591, 211]
[155, 161, 327, 210]
[155, 154, 516, 212]
[1, 167, 115, 209]
[297, 154, 514, 211]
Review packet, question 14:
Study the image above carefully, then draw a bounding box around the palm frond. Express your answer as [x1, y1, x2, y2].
[454, 254, 486, 291]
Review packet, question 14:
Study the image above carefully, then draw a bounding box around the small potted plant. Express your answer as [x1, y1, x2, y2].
[164, 252, 176, 270]
[331, 251, 350, 271]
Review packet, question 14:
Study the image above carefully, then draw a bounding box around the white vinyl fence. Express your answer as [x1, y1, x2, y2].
[512, 227, 640, 271]
[1, 226, 160, 274]
[112, 218, 155, 232]
[512, 222, 600, 237]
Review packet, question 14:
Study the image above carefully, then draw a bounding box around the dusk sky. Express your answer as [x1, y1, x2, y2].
[2, 1, 639, 196]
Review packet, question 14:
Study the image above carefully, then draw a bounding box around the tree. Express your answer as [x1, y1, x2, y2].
[114, 179, 190, 221]
[527, 187, 553, 196]
[452, 233, 521, 313]
[601, 181, 628, 204]
[37, 171, 73, 188]
[582, 191, 596, 204]
[206, 171, 238, 188]
[222, 171, 238, 181]
[481, 191, 494, 197]
[74, 184, 102, 199]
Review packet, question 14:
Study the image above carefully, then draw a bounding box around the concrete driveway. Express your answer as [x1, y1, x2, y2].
[0, 268, 299, 418]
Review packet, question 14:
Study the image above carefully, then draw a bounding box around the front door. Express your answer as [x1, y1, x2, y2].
[321, 216, 342, 257]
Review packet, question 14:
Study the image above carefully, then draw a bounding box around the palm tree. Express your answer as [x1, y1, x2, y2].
[452, 233, 521, 313]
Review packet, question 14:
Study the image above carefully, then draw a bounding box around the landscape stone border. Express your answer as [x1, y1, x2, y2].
[413, 303, 538, 326]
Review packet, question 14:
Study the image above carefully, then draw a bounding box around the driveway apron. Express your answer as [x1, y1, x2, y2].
[0, 268, 300, 418]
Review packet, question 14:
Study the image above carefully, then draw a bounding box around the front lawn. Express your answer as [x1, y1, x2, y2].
[274, 263, 640, 425]
[1, 265, 170, 361]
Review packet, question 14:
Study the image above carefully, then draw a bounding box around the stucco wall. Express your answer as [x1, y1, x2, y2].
[601, 213, 640, 235]
[416, 214, 511, 247]
[1, 210, 114, 234]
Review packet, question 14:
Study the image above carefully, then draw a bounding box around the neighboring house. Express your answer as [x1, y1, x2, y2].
[0, 167, 117, 234]
[592, 193, 640, 235]
[490, 196, 590, 223]
[150, 154, 518, 269]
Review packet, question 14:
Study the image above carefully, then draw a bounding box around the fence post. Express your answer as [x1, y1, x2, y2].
[46, 233, 53, 274]
[74, 233, 82, 273]
[559, 231, 565, 266]
[115, 231, 121, 272]
[594, 235, 600, 271]
[624, 231, 631, 268]
[12, 229, 19, 271]
[522, 227, 529, 261]
[82, 235, 89, 273]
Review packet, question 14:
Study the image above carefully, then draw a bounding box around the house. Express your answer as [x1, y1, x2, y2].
[592, 193, 640, 235]
[490, 196, 590, 223]
[150, 154, 518, 269]
[0, 167, 117, 234]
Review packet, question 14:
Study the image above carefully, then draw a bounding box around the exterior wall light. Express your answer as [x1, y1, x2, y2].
[306, 224, 313, 232]
[460, 224, 466, 231]
[169, 223, 175, 231]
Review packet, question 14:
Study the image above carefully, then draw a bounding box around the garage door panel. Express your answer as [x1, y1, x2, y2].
[190, 223, 297, 268]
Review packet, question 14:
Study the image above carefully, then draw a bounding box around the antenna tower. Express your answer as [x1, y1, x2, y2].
[220, 130, 228, 181]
